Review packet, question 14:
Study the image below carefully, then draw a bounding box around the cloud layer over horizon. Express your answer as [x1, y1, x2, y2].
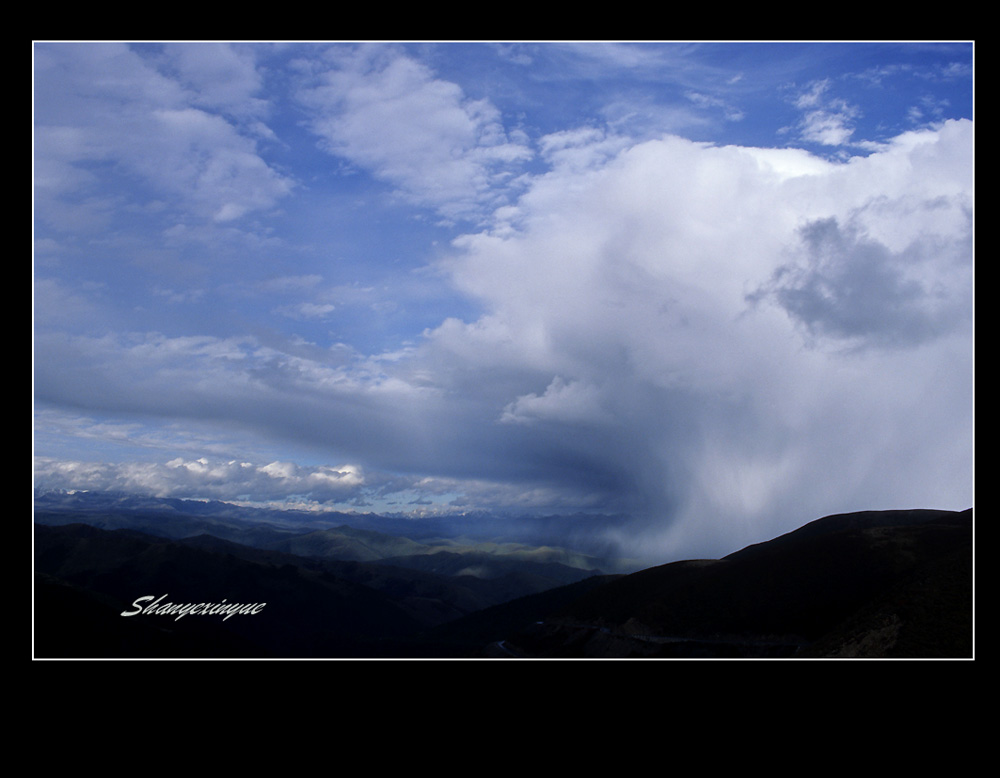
[34, 42, 973, 563]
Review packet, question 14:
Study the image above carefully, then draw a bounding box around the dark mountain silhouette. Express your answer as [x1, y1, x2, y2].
[490, 508, 972, 658]
[33, 492, 614, 648]
[33, 521, 599, 657]
[177, 532, 586, 624]
[34, 523, 429, 657]
[33, 502, 973, 659]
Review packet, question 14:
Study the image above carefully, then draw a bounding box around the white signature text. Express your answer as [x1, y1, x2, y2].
[121, 594, 266, 622]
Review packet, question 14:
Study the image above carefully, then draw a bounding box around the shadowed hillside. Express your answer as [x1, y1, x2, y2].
[33, 523, 426, 657]
[495, 508, 972, 658]
[33, 521, 602, 658]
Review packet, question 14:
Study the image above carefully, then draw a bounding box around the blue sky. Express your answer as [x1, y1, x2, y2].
[33, 41, 974, 562]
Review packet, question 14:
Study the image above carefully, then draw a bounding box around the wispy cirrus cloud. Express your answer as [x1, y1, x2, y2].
[295, 44, 533, 224]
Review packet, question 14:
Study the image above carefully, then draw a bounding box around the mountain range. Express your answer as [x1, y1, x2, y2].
[32, 492, 973, 659]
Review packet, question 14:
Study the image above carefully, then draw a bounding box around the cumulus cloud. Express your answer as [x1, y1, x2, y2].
[33, 456, 367, 505]
[500, 377, 612, 427]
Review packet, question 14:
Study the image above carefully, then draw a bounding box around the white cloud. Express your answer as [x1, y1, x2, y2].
[790, 79, 862, 147]
[159, 42, 269, 120]
[296, 45, 533, 222]
[685, 90, 745, 122]
[500, 377, 611, 426]
[274, 302, 337, 321]
[34, 455, 367, 504]
[33, 43, 293, 229]
[536, 126, 633, 172]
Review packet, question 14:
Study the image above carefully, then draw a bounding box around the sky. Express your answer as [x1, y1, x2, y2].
[33, 41, 974, 564]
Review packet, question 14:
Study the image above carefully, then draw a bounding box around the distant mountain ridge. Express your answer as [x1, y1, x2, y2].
[32, 489, 640, 569]
[33, 489, 632, 567]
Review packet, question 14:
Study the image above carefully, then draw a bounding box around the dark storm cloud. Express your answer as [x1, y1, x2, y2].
[754, 212, 972, 349]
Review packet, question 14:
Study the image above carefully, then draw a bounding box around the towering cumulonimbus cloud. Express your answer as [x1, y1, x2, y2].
[414, 120, 973, 559]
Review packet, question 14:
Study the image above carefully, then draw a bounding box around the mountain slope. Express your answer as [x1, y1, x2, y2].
[500, 508, 972, 658]
[33, 523, 427, 658]
[33, 521, 601, 657]
[263, 525, 433, 562]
